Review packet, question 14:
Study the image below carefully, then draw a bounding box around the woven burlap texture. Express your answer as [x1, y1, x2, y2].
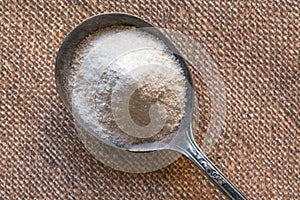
[1, 0, 299, 199]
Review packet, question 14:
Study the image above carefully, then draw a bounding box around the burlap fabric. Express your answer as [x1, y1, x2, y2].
[1, 1, 299, 199]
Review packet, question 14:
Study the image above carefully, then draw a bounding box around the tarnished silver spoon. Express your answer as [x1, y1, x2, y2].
[55, 13, 248, 200]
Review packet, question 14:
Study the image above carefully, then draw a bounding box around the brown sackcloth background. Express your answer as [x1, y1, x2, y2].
[1, 0, 299, 199]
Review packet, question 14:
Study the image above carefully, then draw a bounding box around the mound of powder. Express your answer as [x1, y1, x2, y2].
[71, 26, 186, 147]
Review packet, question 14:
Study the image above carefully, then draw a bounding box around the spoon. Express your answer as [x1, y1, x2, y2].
[55, 13, 248, 200]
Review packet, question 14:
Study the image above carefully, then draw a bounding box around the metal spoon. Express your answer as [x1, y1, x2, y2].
[55, 13, 248, 200]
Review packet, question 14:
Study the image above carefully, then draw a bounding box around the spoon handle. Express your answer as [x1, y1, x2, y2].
[185, 143, 248, 200]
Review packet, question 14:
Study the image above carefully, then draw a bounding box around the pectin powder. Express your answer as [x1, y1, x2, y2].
[71, 26, 186, 147]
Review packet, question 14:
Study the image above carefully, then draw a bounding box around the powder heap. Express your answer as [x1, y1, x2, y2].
[71, 26, 186, 147]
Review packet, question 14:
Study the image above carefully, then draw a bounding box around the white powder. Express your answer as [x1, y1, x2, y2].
[71, 26, 186, 147]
